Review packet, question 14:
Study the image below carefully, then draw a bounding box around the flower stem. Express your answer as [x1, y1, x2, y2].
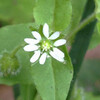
[11, 43, 25, 58]
[65, 12, 96, 41]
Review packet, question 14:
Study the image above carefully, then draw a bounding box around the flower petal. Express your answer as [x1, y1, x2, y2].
[39, 53, 47, 64]
[53, 48, 64, 58]
[23, 45, 39, 52]
[30, 50, 41, 63]
[49, 50, 64, 62]
[32, 31, 41, 41]
[43, 23, 49, 38]
[24, 38, 40, 45]
[49, 32, 60, 40]
[54, 39, 66, 47]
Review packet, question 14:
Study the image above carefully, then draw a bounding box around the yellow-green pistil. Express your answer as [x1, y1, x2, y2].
[41, 41, 52, 51]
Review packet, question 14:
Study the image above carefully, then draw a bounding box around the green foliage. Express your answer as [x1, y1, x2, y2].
[68, 0, 87, 33]
[0, 0, 35, 24]
[85, 92, 100, 100]
[0, 23, 38, 85]
[0, 24, 73, 100]
[95, 0, 100, 39]
[20, 84, 36, 100]
[0, 51, 20, 77]
[97, 22, 100, 35]
[31, 46, 73, 100]
[78, 59, 100, 93]
[95, 0, 100, 20]
[33, 0, 72, 31]
[0, 0, 99, 100]
[89, 27, 100, 49]
[69, 84, 85, 100]
[34, 94, 42, 100]
[69, 84, 100, 100]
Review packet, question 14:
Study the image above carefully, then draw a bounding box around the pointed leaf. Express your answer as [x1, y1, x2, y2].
[31, 46, 73, 100]
[33, 0, 72, 31]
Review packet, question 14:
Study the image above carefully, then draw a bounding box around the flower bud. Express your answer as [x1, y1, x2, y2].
[0, 51, 20, 77]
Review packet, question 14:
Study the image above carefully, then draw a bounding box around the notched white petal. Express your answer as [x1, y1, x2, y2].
[43, 23, 49, 38]
[49, 51, 64, 62]
[24, 38, 40, 45]
[49, 32, 60, 40]
[23, 45, 39, 52]
[54, 39, 66, 47]
[53, 48, 64, 58]
[32, 31, 41, 40]
[30, 50, 40, 63]
[39, 53, 47, 64]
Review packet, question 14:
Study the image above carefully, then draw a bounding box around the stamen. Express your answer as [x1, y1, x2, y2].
[41, 41, 51, 51]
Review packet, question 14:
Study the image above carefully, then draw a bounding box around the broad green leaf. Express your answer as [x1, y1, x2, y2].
[95, 0, 100, 20]
[31, 46, 73, 100]
[0, 23, 39, 85]
[0, 0, 35, 24]
[33, 0, 72, 31]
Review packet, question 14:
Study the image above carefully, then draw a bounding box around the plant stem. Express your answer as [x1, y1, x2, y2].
[65, 12, 96, 41]
[11, 43, 25, 57]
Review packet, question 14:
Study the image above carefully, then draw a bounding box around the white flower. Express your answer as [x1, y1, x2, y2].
[23, 23, 66, 65]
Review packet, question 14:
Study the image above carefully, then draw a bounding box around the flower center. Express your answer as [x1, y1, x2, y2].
[41, 41, 51, 51]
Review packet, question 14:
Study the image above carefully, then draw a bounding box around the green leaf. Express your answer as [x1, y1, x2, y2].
[34, 94, 42, 100]
[95, 0, 100, 20]
[97, 22, 100, 35]
[20, 84, 36, 100]
[68, 0, 87, 33]
[63, 0, 87, 41]
[0, 23, 39, 85]
[33, 0, 72, 31]
[95, 0, 100, 37]
[89, 26, 100, 49]
[31, 46, 73, 100]
[0, 0, 35, 24]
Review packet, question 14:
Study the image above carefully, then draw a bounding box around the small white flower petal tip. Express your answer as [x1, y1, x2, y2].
[32, 31, 41, 41]
[39, 53, 47, 65]
[54, 39, 66, 47]
[49, 32, 60, 40]
[43, 23, 49, 38]
[30, 50, 41, 63]
[53, 48, 64, 58]
[24, 38, 39, 45]
[23, 45, 39, 52]
[50, 51, 64, 62]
